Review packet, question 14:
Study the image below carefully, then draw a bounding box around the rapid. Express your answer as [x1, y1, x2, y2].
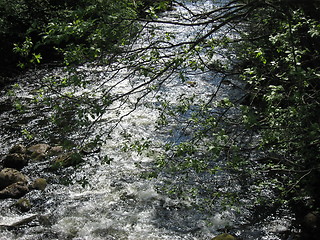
[0, 1, 294, 239]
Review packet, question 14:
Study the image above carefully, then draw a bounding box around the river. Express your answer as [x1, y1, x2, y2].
[0, 0, 294, 239]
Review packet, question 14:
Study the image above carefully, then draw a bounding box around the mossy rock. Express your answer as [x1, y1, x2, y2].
[27, 144, 50, 161]
[212, 233, 237, 240]
[48, 146, 63, 156]
[0, 168, 28, 190]
[9, 144, 27, 154]
[3, 153, 28, 170]
[51, 152, 83, 170]
[15, 198, 31, 212]
[0, 181, 29, 199]
[30, 178, 47, 191]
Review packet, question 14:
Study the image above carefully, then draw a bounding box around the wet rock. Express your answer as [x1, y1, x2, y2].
[2, 153, 28, 170]
[302, 211, 319, 230]
[38, 215, 51, 226]
[0, 98, 13, 114]
[51, 152, 83, 169]
[0, 168, 29, 199]
[27, 144, 50, 161]
[30, 178, 47, 191]
[0, 181, 29, 199]
[212, 233, 237, 240]
[186, 81, 197, 87]
[15, 198, 31, 212]
[0, 168, 28, 190]
[9, 144, 27, 154]
[0, 214, 38, 228]
[48, 145, 63, 155]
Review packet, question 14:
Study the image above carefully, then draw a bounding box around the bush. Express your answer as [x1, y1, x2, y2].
[0, 0, 140, 76]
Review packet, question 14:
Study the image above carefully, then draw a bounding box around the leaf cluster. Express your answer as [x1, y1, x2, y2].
[0, 0, 143, 75]
[237, 0, 320, 214]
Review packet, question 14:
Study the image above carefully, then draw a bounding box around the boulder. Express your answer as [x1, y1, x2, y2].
[0, 181, 29, 199]
[300, 211, 320, 239]
[27, 144, 50, 161]
[30, 178, 47, 191]
[48, 145, 63, 156]
[302, 211, 318, 230]
[212, 233, 237, 240]
[9, 144, 27, 154]
[0, 168, 28, 190]
[51, 152, 83, 169]
[2, 153, 28, 170]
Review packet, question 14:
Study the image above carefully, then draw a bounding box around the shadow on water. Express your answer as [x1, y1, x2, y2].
[0, 65, 295, 240]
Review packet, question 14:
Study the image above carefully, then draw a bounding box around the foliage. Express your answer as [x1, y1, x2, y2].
[238, 2, 320, 211]
[0, 0, 144, 75]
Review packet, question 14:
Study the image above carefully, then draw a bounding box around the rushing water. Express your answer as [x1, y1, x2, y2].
[0, 1, 295, 239]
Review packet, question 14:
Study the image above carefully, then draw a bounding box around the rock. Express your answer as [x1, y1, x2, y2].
[0, 181, 29, 199]
[302, 211, 318, 230]
[30, 178, 47, 191]
[51, 152, 83, 169]
[300, 211, 320, 239]
[27, 144, 50, 161]
[0, 168, 28, 190]
[48, 145, 63, 156]
[186, 81, 197, 87]
[0, 214, 38, 228]
[9, 144, 27, 154]
[2, 153, 28, 170]
[212, 233, 237, 240]
[15, 198, 31, 212]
